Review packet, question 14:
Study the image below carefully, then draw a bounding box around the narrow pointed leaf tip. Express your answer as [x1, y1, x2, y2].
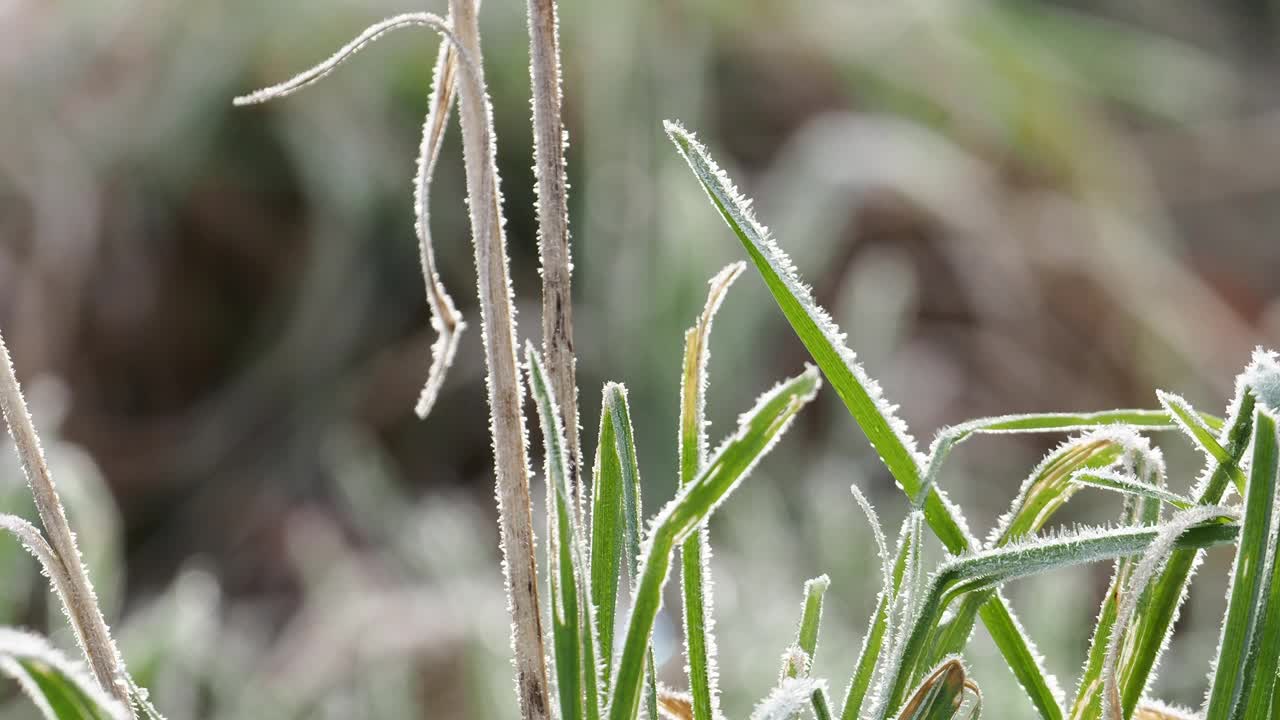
[664, 120, 925, 494]
[0, 628, 129, 720]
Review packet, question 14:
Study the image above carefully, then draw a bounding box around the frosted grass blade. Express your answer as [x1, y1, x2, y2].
[527, 343, 587, 720]
[1069, 472, 1164, 720]
[666, 119, 1064, 720]
[923, 432, 1154, 677]
[601, 386, 660, 720]
[782, 575, 830, 681]
[1157, 390, 1245, 494]
[608, 367, 821, 720]
[1239, 499, 1280, 719]
[591, 387, 626, 690]
[1069, 470, 1192, 510]
[880, 518, 1240, 717]
[1204, 408, 1278, 719]
[840, 517, 913, 720]
[1118, 388, 1257, 715]
[0, 628, 128, 720]
[678, 263, 743, 720]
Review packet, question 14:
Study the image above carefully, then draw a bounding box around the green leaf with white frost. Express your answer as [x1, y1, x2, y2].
[1069, 470, 1192, 510]
[1118, 370, 1261, 716]
[601, 386, 659, 720]
[526, 343, 591, 720]
[1070, 461, 1166, 720]
[921, 430, 1158, 684]
[878, 517, 1240, 718]
[1156, 390, 1244, 494]
[678, 263, 743, 720]
[666, 118, 1064, 720]
[608, 367, 820, 720]
[0, 628, 128, 720]
[1205, 407, 1279, 720]
[840, 488, 905, 720]
[590, 385, 626, 691]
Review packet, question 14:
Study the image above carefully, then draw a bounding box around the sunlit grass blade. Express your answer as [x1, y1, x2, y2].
[1069, 470, 1192, 510]
[750, 678, 828, 720]
[608, 367, 821, 720]
[599, 386, 658, 720]
[0, 628, 128, 720]
[782, 575, 830, 680]
[840, 502, 911, 720]
[1157, 390, 1244, 494]
[666, 118, 1064, 720]
[1069, 472, 1165, 720]
[811, 686, 835, 720]
[879, 517, 1240, 718]
[527, 343, 588, 720]
[590, 386, 626, 690]
[921, 409, 1206, 507]
[1204, 407, 1279, 719]
[922, 432, 1157, 678]
[1238, 500, 1280, 719]
[894, 658, 967, 720]
[1116, 386, 1258, 716]
[678, 262, 743, 720]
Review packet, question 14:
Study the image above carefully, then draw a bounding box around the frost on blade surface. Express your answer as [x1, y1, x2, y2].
[849, 484, 892, 608]
[664, 121, 925, 494]
[413, 37, 468, 419]
[233, 13, 463, 106]
[1102, 505, 1236, 720]
[678, 263, 742, 720]
[750, 678, 826, 720]
[0, 628, 129, 720]
[985, 429, 1156, 548]
[1242, 348, 1280, 415]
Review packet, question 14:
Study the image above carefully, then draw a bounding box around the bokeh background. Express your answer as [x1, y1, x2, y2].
[2, 0, 1279, 717]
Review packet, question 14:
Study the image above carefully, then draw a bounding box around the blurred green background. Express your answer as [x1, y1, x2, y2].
[2, 0, 1279, 717]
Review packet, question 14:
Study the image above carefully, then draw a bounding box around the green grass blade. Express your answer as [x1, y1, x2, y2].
[665, 120, 923, 499]
[989, 432, 1139, 546]
[783, 575, 830, 680]
[1240, 505, 1280, 720]
[527, 343, 587, 720]
[598, 385, 659, 720]
[666, 118, 1065, 720]
[880, 517, 1240, 718]
[679, 263, 743, 720]
[1157, 390, 1245, 495]
[1068, 470, 1165, 720]
[811, 686, 835, 720]
[1070, 470, 1192, 510]
[921, 432, 1155, 676]
[840, 515, 912, 720]
[0, 628, 128, 720]
[922, 409, 1201, 507]
[590, 387, 626, 690]
[1117, 388, 1257, 716]
[1205, 408, 1279, 720]
[608, 367, 821, 720]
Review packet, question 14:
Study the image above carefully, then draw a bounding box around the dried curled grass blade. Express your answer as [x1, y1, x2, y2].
[234, 13, 459, 106]
[413, 34, 467, 419]
[0, 332, 127, 707]
[234, 11, 473, 419]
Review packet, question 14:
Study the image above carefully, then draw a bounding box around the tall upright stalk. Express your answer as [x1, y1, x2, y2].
[0, 331, 129, 711]
[525, 0, 581, 512]
[447, 1, 552, 717]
